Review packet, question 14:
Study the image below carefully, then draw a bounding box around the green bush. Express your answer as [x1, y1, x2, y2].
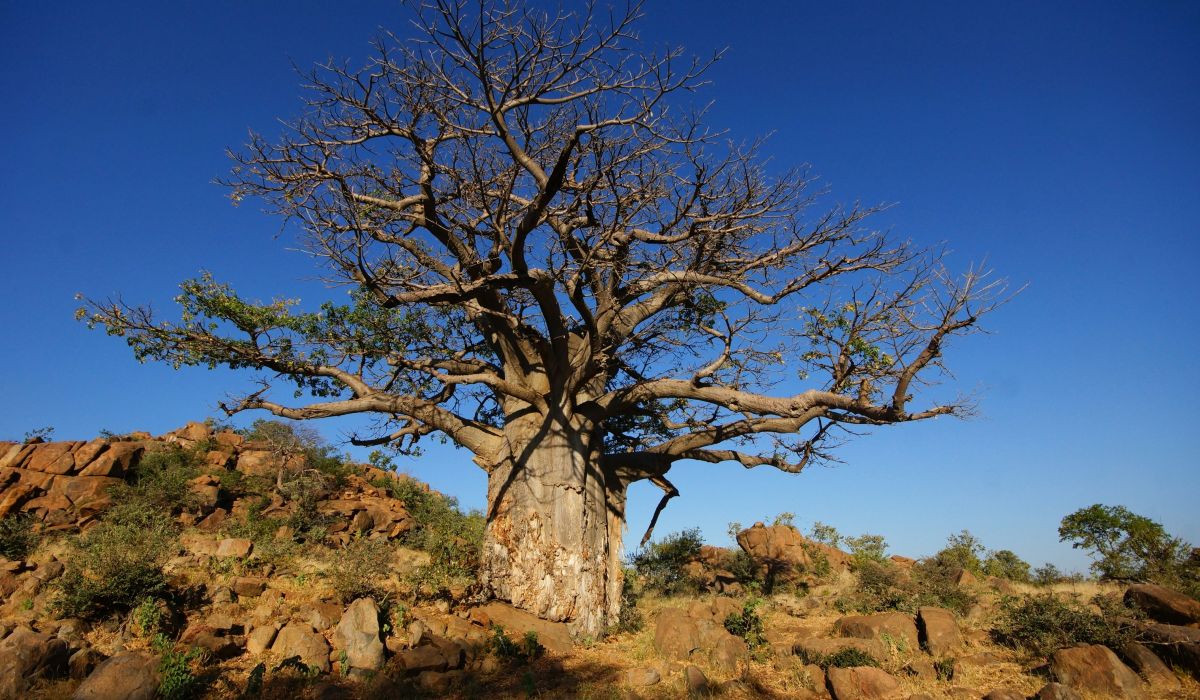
[629, 528, 704, 595]
[327, 534, 392, 602]
[490, 625, 543, 664]
[154, 634, 204, 700]
[836, 558, 976, 617]
[52, 502, 177, 619]
[846, 534, 889, 567]
[373, 476, 485, 595]
[933, 530, 985, 574]
[982, 549, 1032, 582]
[991, 592, 1138, 659]
[610, 567, 644, 634]
[724, 597, 766, 649]
[0, 513, 38, 560]
[797, 645, 879, 669]
[119, 444, 206, 513]
[1031, 563, 1064, 586]
[1059, 504, 1198, 597]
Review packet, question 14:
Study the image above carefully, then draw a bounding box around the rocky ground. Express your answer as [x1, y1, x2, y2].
[0, 424, 1198, 699]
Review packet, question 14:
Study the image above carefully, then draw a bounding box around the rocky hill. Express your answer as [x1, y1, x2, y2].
[0, 423, 1197, 699]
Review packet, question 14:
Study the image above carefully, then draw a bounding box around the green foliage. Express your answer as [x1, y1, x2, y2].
[131, 597, 164, 637]
[772, 512, 796, 527]
[836, 558, 976, 617]
[327, 535, 392, 602]
[809, 521, 842, 548]
[1032, 563, 1064, 586]
[723, 597, 767, 649]
[629, 528, 704, 595]
[609, 567, 644, 634]
[373, 476, 485, 595]
[933, 658, 955, 681]
[1059, 504, 1197, 595]
[23, 426, 55, 442]
[991, 593, 1138, 659]
[846, 534, 889, 566]
[52, 501, 177, 619]
[490, 625, 543, 664]
[0, 513, 38, 560]
[119, 444, 206, 513]
[154, 634, 204, 700]
[934, 530, 985, 574]
[797, 645, 880, 669]
[982, 549, 1032, 582]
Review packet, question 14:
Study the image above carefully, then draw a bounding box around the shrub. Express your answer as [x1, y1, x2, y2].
[991, 592, 1138, 658]
[629, 528, 703, 595]
[154, 634, 204, 700]
[724, 597, 767, 649]
[52, 501, 177, 619]
[1032, 563, 1063, 586]
[1059, 504, 1198, 597]
[375, 477, 485, 595]
[490, 625, 543, 664]
[118, 444, 206, 513]
[836, 558, 976, 617]
[982, 549, 1032, 582]
[809, 521, 842, 548]
[797, 645, 879, 669]
[0, 513, 37, 560]
[610, 567, 644, 634]
[934, 530, 985, 574]
[846, 534, 889, 567]
[327, 535, 392, 602]
[131, 597, 164, 637]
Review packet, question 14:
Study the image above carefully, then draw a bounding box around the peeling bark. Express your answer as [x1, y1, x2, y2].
[480, 415, 625, 638]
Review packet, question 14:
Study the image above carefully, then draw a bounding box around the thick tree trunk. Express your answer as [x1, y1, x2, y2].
[479, 417, 627, 639]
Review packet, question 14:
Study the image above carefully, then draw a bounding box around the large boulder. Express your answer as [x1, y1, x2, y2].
[834, 612, 919, 651]
[0, 627, 69, 699]
[72, 651, 159, 700]
[652, 605, 747, 670]
[736, 523, 851, 583]
[917, 606, 962, 656]
[468, 602, 573, 654]
[333, 598, 385, 671]
[271, 622, 331, 673]
[1049, 644, 1144, 699]
[1119, 642, 1181, 689]
[1139, 622, 1200, 677]
[826, 666, 901, 700]
[1124, 583, 1200, 626]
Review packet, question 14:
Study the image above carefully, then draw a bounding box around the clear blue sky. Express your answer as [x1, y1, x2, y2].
[2, 1, 1197, 574]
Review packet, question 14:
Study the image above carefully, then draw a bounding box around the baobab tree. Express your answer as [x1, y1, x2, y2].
[82, 0, 1006, 637]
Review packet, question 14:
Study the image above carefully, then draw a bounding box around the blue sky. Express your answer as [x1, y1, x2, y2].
[2, 1, 1197, 573]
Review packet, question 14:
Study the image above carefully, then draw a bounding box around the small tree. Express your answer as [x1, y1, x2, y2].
[1059, 504, 1194, 586]
[982, 549, 1031, 582]
[80, 1, 1006, 635]
[935, 530, 986, 573]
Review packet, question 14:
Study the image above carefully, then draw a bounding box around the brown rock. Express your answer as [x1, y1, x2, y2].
[60, 476, 123, 504]
[396, 645, 448, 673]
[711, 633, 749, 672]
[983, 690, 1025, 700]
[246, 625, 279, 655]
[236, 450, 281, 476]
[1125, 583, 1200, 626]
[0, 444, 34, 470]
[736, 523, 852, 584]
[26, 442, 79, 474]
[181, 533, 219, 556]
[180, 624, 241, 659]
[795, 637, 886, 663]
[684, 665, 710, 695]
[0, 627, 69, 699]
[1035, 682, 1082, 700]
[470, 602, 573, 654]
[79, 442, 143, 477]
[216, 537, 253, 558]
[835, 612, 919, 651]
[174, 422, 212, 442]
[333, 598, 385, 671]
[952, 652, 1002, 678]
[1120, 641, 1181, 688]
[271, 622, 331, 673]
[0, 484, 35, 518]
[918, 606, 962, 656]
[1138, 623, 1200, 677]
[625, 666, 661, 686]
[826, 666, 902, 700]
[213, 431, 244, 448]
[1050, 644, 1144, 699]
[71, 651, 159, 700]
[302, 601, 343, 631]
[196, 508, 227, 532]
[231, 576, 267, 597]
[72, 440, 108, 472]
[68, 647, 104, 680]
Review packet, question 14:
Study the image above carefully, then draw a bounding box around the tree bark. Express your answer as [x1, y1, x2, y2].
[480, 414, 626, 639]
